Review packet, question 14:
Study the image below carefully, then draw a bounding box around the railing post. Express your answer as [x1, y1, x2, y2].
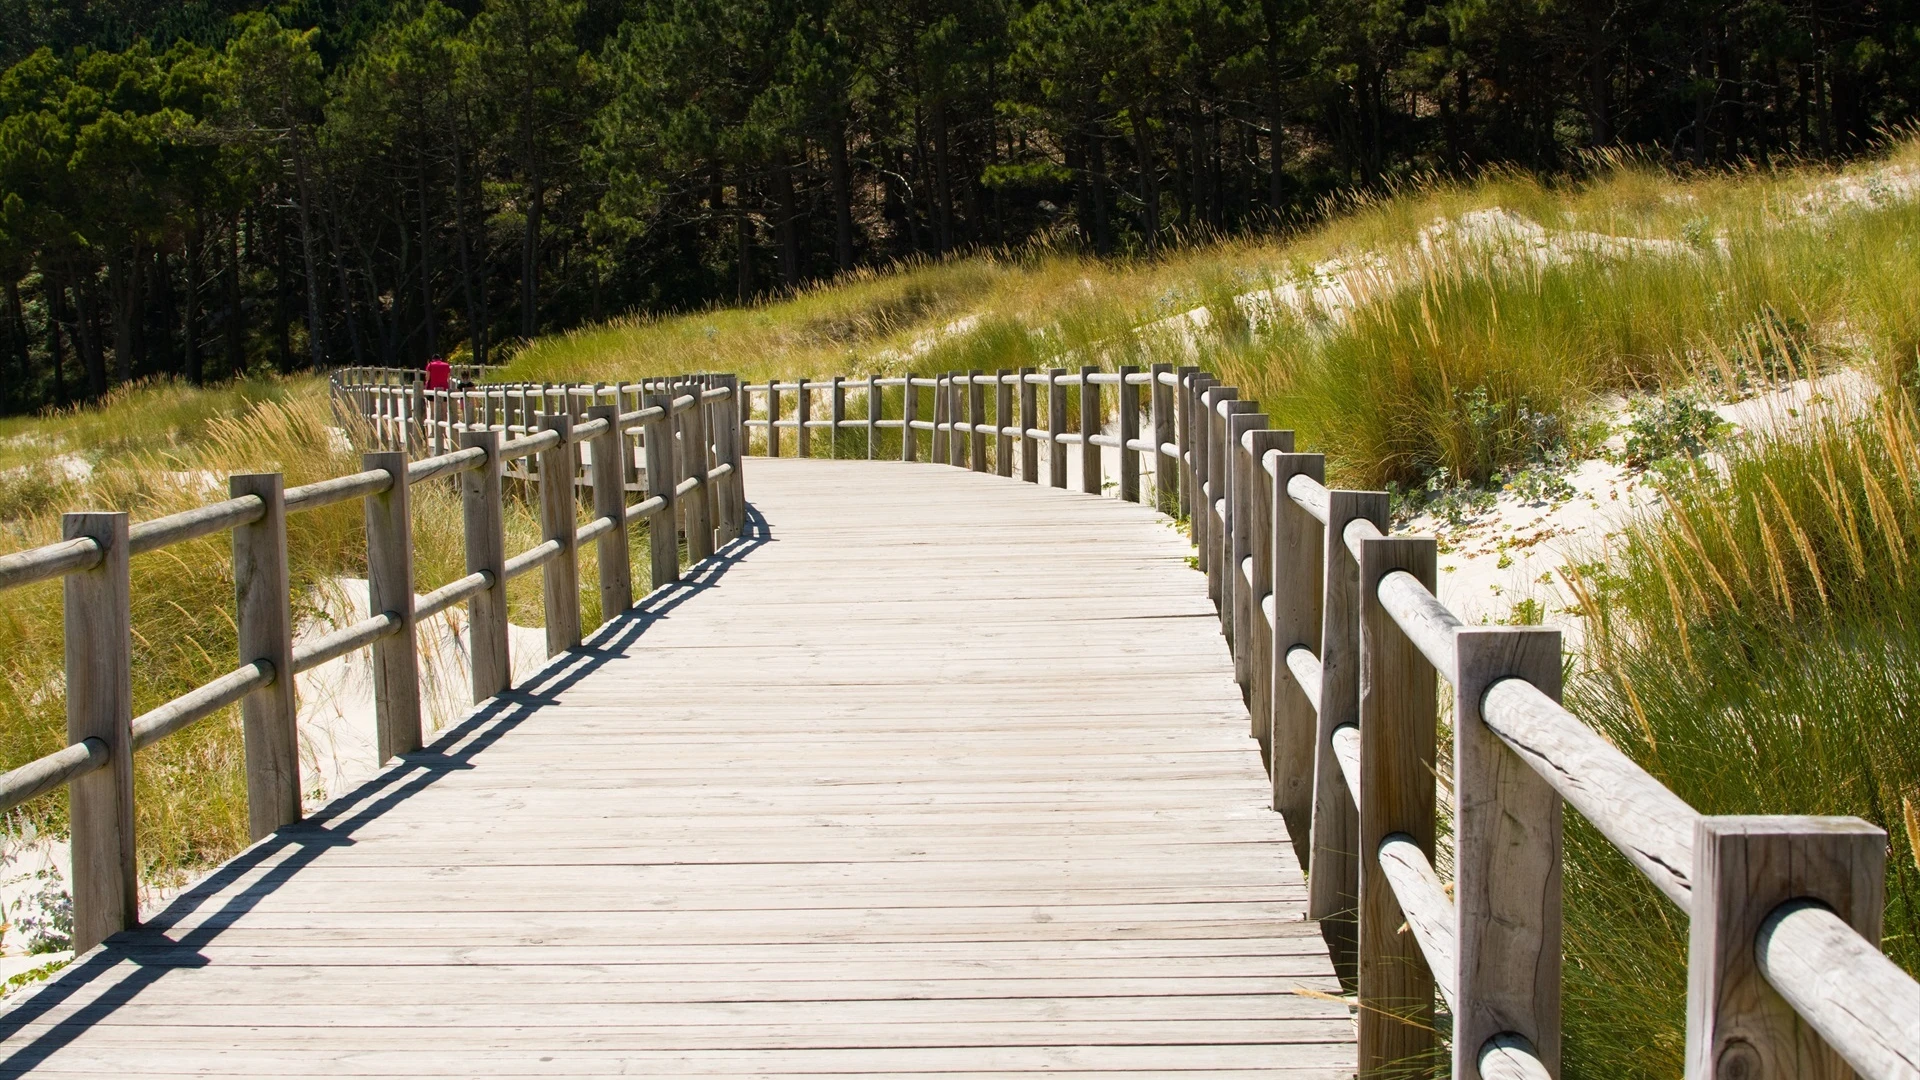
[643, 394, 680, 588]
[1454, 628, 1564, 1080]
[994, 369, 1013, 477]
[1224, 406, 1265, 656]
[1177, 367, 1203, 522]
[409, 381, 426, 452]
[931, 373, 949, 464]
[587, 405, 633, 618]
[535, 416, 582, 655]
[1311, 490, 1389, 981]
[682, 393, 716, 562]
[1196, 383, 1234, 593]
[1241, 430, 1290, 752]
[231, 473, 299, 841]
[1079, 366, 1101, 495]
[902, 374, 920, 462]
[950, 372, 966, 468]
[1119, 365, 1141, 502]
[1047, 369, 1068, 488]
[1019, 366, 1038, 483]
[720, 375, 745, 538]
[363, 451, 422, 761]
[969, 369, 988, 472]
[767, 382, 782, 458]
[1686, 816, 1887, 1080]
[1206, 389, 1242, 612]
[64, 511, 135, 954]
[1356, 533, 1439, 1076]
[461, 428, 511, 701]
[1268, 452, 1326, 852]
[1151, 363, 1175, 514]
[866, 374, 880, 459]
[796, 378, 811, 459]
[830, 375, 845, 458]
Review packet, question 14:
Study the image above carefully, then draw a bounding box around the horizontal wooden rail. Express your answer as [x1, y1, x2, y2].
[0, 371, 746, 955]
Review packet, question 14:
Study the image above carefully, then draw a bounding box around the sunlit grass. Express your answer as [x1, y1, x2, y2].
[1558, 392, 1920, 1078]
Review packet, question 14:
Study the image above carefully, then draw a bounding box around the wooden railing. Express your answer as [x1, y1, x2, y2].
[334, 363, 499, 387]
[734, 365, 1919, 1080]
[0, 373, 744, 956]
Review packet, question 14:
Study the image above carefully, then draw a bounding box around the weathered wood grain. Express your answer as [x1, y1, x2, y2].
[62, 512, 135, 955]
[231, 473, 300, 841]
[1686, 816, 1886, 1080]
[363, 451, 423, 761]
[1453, 628, 1563, 1080]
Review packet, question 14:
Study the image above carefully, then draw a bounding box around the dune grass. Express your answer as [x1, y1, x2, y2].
[1556, 393, 1920, 1077]
[0, 385, 363, 884]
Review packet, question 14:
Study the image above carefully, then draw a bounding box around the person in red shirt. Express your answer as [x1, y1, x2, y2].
[425, 356, 451, 390]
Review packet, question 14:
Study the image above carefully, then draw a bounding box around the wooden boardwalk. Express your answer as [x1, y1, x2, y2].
[0, 459, 1352, 1078]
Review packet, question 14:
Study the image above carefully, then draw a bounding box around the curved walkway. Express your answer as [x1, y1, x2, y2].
[0, 459, 1352, 1077]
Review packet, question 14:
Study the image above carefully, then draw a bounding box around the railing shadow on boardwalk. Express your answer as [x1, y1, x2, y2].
[0, 505, 774, 1069]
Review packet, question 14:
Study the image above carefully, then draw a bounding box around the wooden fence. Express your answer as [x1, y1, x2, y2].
[0, 373, 744, 956]
[729, 364, 1919, 1080]
[334, 363, 498, 387]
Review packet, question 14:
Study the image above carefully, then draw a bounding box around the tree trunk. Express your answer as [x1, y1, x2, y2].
[286, 131, 330, 369]
[105, 246, 140, 384]
[1130, 111, 1160, 253]
[184, 222, 203, 384]
[775, 145, 800, 288]
[417, 153, 437, 358]
[1066, 136, 1093, 251]
[4, 278, 27, 409]
[1088, 132, 1111, 256]
[736, 204, 754, 303]
[829, 116, 854, 272]
[224, 212, 244, 379]
[932, 96, 953, 254]
[70, 273, 107, 397]
[44, 274, 69, 406]
[450, 107, 487, 365]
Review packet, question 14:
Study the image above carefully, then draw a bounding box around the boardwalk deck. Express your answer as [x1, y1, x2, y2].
[0, 459, 1354, 1077]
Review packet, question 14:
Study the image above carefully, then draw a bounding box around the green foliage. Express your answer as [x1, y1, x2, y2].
[1623, 391, 1728, 469]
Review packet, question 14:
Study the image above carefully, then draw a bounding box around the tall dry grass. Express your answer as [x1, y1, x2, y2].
[0, 385, 362, 884]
